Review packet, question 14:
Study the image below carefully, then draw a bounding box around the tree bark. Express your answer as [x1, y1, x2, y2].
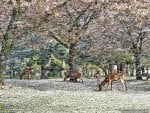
[117, 63, 120, 73]
[0, 54, 5, 85]
[101, 66, 108, 76]
[81, 64, 87, 76]
[130, 64, 135, 76]
[131, 37, 144, 80]
[40, 64, 48, 79]
[134, 54, 143, 80]
[68, 44, 76, 71]
[108, 63, 113, 74]
[126, 64, 130, 76]
[141, 66, 145, 75]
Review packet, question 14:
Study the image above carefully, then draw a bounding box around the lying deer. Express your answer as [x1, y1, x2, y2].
[99, 72, 127, 91]
[20, 68, 34, 80]
[64, 70, 83, 83]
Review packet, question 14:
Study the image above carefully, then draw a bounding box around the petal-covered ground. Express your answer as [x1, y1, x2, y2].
[0, 78, 150, 113]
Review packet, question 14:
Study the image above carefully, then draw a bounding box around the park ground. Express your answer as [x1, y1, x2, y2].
[0, 77, 150, 113]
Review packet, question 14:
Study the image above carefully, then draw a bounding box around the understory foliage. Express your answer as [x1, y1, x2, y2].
[0, 0, 150, 82]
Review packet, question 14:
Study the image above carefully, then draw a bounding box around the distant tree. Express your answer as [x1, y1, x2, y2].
[0, 0, 54, 83]
[46, 0, 99, 71]
[0, 0, 23, 84]
[83, 0, 150, 79]
[118, 1, 150, 80]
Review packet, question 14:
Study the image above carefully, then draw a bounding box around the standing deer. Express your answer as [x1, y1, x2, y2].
[20, 68, 34, 80]
[64, 70, 83, 83]
[99, 72, 127, 91]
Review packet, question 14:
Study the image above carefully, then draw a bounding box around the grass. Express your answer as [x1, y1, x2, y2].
[0, 78, 150, 113]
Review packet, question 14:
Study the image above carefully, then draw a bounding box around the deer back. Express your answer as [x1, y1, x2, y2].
[108, 72, 124, 81]
[70, 71, 81, 78]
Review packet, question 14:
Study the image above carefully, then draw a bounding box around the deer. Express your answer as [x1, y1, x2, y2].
[64, 70, 83, 83]
[98, 72, 127, 91]
[20, 68, 34, 80]
[94, 71, 101, 86]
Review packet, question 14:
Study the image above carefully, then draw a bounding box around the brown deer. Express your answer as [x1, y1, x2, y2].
[99, 72, 127, 91]
[64, 70, 83, 83]
[20, 68, 34, 80]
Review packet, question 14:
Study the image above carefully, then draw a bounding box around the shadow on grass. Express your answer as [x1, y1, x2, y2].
[4, 78, 150, 92]
[126, 80, 150, 92]
[118, 108, 149, 113]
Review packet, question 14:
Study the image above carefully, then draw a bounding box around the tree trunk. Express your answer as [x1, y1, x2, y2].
[104, 69, 108, 76]
[108, 63, 113, 74]
[81, 64, 87, 76]
[130, 64, 135, 76]
[117, 63, 120, 73]
[68, 44, 76, 71]
[0, 54, 5, 85]
[126, 64, 130, 76]
[101, 66, 108, 76]
[40, 64, 48, 79]
[134, 54, 143, 80]
[120, 63, 126, 73]
[146, 67, 149, 74]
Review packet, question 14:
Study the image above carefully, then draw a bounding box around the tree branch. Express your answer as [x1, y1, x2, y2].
[48, 30, 69, 48]
[80, 11, 95, 30]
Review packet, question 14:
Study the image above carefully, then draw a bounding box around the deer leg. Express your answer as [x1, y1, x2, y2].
[121, 80, 127, 91]
[81, 78, 83, 83]
[124, 81, 127, 91]
[111, 81, 113, 91]
[109, 80, 112, 90]
[106, 81, 111, 90]
[64, 76, 69, 81]
[70, 77, 76, 82]
[79, 77, 83, 83]
[124, 82, 128, 91]
[99, 84, 102, 91]
[105, 83, 109, 90]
